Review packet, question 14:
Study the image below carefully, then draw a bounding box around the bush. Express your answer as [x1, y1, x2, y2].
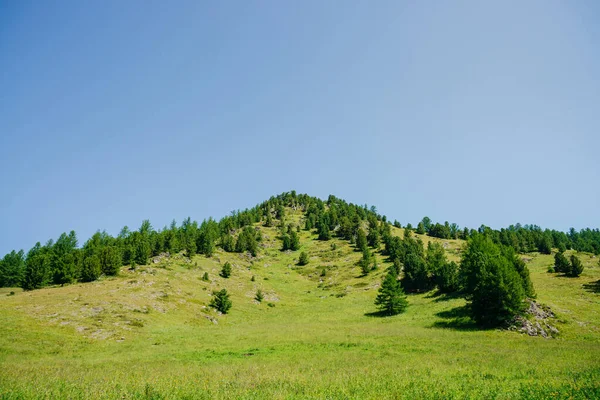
[202, 272, 209, 281]
[209, 289, 232, 314]
[298, 252, 309, 266]
[255, 289, 264, 303]
[220, 262, 232, 278]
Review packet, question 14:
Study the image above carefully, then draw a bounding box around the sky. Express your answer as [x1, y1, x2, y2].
[1, 0, 599, 254]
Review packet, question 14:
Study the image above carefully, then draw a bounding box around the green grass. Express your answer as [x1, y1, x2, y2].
[1, 212, 599, 399]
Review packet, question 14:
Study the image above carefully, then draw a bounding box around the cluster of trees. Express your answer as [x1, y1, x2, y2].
[375, 232, 535, 326]
[381, 230, 458, 293]
[410, 216, 600, 256]
[376, 220, 539, 325]
[0, 191, 313, 290]
[459, 235, 535, 326]
[553, 252, 584, 277]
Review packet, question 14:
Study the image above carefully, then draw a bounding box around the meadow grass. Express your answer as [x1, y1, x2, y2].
[1, 215, 599, 399]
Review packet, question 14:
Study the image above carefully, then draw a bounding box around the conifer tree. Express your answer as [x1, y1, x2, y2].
[298, 251, 309, 266]
[210, 289, 232, 314]
[554, 252, 570, 273]
[568, 254, 584, 277]
[289, 230, 300, 251]
[81, 255, 102, 282]
[356, 229, 368, 252]
[255, 289, 264, 303]
[220, 262, 232, 278]
[374, 271, 408, 315]
[367, 228, 380, 249]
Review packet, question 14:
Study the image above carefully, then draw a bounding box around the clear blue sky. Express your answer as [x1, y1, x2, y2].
[1, 1, 599, 254]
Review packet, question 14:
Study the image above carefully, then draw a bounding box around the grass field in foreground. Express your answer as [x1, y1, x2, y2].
[1, 214, 599, 399]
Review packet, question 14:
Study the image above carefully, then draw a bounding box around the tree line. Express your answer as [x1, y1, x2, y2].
[408, 216, 600, 256]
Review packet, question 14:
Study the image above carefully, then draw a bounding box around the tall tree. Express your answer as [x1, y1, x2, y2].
[81, 255, 102, 282]
[356, 229, 368, 252]
[568, 254, 584, 277]
[374, 271, 408, 315]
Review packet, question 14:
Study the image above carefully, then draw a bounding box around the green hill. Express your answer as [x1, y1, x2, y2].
[1, 196, 599, 399]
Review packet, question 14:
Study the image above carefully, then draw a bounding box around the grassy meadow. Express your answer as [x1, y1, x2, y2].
[1, 209, 599, 399]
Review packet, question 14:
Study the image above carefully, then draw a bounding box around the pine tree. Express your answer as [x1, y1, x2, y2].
[554, 252, 570, 273]
[289, 230, 300, 251]
[210, 289, 232, 314]
[367, 228, 380, 249]
[416, 222, 426, 235]
[81, 255, 102, 282]
[255, 289, 264, 303]
[359, 248, 372, 275]
[100, 246, 122, 276]
[460, 235, 527, 326]
[281, 234, 291, 251]
[22, 244, 49, 290]
[568, 254, 584, 277]
[374, 271, 408, 315]
[356, 229, 368, 252]
[220, 262, 232, 278]
[402, 252, 430, 291]
[298, 251, 309, 266]
[202, 272, 209, 281]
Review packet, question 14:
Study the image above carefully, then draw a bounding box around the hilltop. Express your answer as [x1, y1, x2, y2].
[1, 193, 599, 399]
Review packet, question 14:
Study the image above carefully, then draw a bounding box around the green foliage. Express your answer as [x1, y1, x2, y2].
[221, 234, 236, 253]
[317, 218, 331, 241]
[0, 250, 25, 288]
[298, 251, 309, 266]
[255, 289, 264, 303]
[356, 229, 367, 252]
[374, 271, 408, 315]
[416, 222, 426, 235]
[554, 252, 570, 274]
[359, 248, 372, 275]
[568, 254, 584, 277]
[264, 212, 273, 227]
[202, 272, 209, 281]
[289, 230, 300, 251]
[220, 262, 232, 278]
[426, 242, 458, 293]
[235, 227, 258, 256]
[460, 235, 528, 326]
[81, 255, 102, 282]
[209, 289, 232, 314]
[22, 244, 49, 290]
[100, 246, 122, 276]
[502, 246, 535, 298]
[402, 253, 430, 292]
[367, 227, 380, 248]
[52, 253, 76, 285]
[538, 236, 552, 255]
[436, 261, 459, 293]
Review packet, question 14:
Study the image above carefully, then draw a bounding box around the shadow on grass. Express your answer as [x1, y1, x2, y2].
[583, 280, 600, 294]
[431, 305, 480, 331]
[364, 310, 395, 318]
[425, 290, 463, 302]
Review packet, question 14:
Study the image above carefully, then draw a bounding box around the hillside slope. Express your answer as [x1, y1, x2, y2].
[1, 207, 599, 399]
